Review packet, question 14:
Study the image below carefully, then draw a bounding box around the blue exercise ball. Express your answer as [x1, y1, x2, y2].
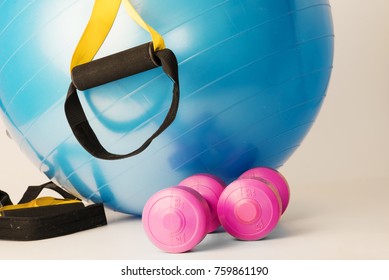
[0, 0, 334, 215]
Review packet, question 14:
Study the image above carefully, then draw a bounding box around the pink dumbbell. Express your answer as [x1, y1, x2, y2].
[239, 167, 290, 213]
[142, 174, 225, 253]
[217, 167, 290, 241]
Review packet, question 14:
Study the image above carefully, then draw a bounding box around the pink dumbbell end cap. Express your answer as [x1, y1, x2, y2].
[142, 187, 210, 253]
[217, 179, 282, 241]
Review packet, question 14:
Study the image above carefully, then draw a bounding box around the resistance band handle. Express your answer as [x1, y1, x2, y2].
[72, 42, 160, 91]
[65, 44, 179, 160]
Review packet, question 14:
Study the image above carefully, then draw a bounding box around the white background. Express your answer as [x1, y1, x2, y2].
[0, 0, 388, 260]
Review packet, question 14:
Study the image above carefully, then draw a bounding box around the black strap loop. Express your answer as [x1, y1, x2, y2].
[65, 43, 180, 160]
[0, 190, 13, 207]
[18, 182, 80, 204]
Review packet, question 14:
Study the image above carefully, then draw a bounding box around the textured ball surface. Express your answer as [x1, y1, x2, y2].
[0, 0, 334, 215]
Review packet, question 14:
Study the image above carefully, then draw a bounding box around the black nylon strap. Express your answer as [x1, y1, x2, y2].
[0, 190, 13, 207]
[65, 45, 179, 160]
[18, 182, 80, 204]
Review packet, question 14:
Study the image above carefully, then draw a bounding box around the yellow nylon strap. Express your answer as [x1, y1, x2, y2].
[70, 0, 165, 71]
[0, 197, 82, 216]
[121, 0, 165, 51]
[70, 0, 121, 70]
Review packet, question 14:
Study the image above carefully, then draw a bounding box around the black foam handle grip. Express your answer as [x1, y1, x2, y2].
[71, 42, 160, 91]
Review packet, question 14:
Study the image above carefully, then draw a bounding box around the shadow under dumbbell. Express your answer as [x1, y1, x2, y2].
[192, 231, 241, 252]
[192, 227, 291, 253]
[258, 224, 290, 241]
